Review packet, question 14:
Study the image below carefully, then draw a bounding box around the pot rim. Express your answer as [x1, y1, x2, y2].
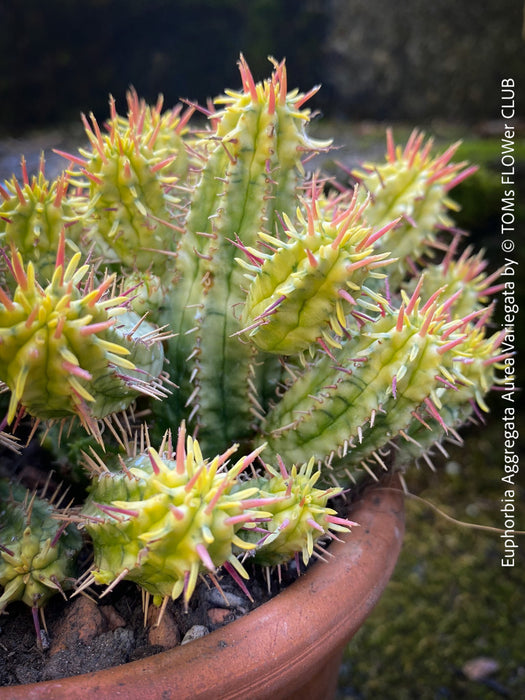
[2, 473, 405, 700]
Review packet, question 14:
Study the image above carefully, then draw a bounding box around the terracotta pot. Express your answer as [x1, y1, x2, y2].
[2, 475, 404, 700]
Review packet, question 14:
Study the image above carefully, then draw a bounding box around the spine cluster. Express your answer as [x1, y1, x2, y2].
[351, 129, 477, 281]
[160, 57, 331, 452]
[237, 183, 396, 355]
[82, 424, 268, 606]
[0, 479, 82, 643]
[81, 425, 357, 606]
[262, 282, 504, 481]
[246, 457, 356, 567]
[0, 233, 166, 434]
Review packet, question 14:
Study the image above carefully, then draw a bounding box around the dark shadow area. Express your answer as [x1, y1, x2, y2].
[1, 1, 524, 133]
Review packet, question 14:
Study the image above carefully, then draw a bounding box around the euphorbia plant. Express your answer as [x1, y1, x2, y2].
[0, 56, 506, 648]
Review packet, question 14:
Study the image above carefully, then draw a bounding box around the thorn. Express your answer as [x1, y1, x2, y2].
[80, 319, 116, 336]
[396, 303, 405, 332]
[359, 460, 378, 482]
[0, 286, 14, 311]
[306, 248, 318, 267]
[317, 337, 337, 361]
[411, 411, 432, 430]
[99, 568, 130, 598]
[238, 53, 258, 102]
[195, 543, 215, 572]
[53, 149, 88, 168]
[437, 336, 466, 355]
[386, 128, 396, 163]
[359, 217, 400, 251]
[399, 430, 421, 447]
[424, 397, 448, 432]
[220, 139, 237, 165]
[223, 559, 253, 602]
[406, 275, 425, 315]
[294, 84, 321, 109]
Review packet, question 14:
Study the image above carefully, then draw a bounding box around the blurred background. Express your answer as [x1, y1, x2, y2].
[0, 1, 524, 697]
[0, 0, 524, 131]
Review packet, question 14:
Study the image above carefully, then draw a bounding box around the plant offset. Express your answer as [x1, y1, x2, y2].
[0, 57, 506, 646]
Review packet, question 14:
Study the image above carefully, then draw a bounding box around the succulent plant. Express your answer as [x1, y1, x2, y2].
[0, 231, 167, 436]
[237, 182, 397, 355]
[245, 456, 356, 567]
[56, 92, 191, 276]
[350, 129, 478, 280]
[0, 478, 82, 647]
[0, 56, 506, 637]
[156, 55, 332, 453]
[261, 281, 504, 478]
[0, 156, 81, 286]
[81, 423, 273, 607]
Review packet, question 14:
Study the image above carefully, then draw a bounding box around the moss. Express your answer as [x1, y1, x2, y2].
[337, 417, 525, 698]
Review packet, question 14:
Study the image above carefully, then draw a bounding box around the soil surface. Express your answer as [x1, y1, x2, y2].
[0, 538, 303, 687]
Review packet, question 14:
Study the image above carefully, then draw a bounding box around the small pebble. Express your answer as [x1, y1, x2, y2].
[100, 605, 126, 631]
[462, 656, 500, 681]
[49, 596, 106, 655]
[207, 607, 234, 628]
[445, 460, 461, 476]
[205, 588, 248, 612]
[147, 606, 180, 648]
[181, 625, 210, 645]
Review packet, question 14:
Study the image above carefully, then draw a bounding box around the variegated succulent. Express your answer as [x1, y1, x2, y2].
[0, 479, 82, 648]
[0, 57, 506, 638]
